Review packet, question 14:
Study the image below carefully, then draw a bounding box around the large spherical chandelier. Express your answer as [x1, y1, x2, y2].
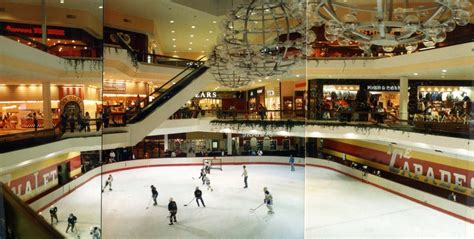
[208, 45, 254, 89]
[220, 0, 306, 77]
[311, 0, 473, 52]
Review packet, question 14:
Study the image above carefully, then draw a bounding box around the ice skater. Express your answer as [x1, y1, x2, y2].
[102, 174, 113, 192]
[194, 186, 206, 207]
[289, 155, 295, 171]
[65, 213, 77, 233]
[168, 198, 178, 225]
[199, 168, 207, 185]
[263, 187, 274, 215]
[242, 165, 248, 188]
[204, 160, 211, 174]
[49, 206, 59, 225]
[90, 226, 101, 239]
[204, 175, 214, 191]
[151, 185, 158, 206]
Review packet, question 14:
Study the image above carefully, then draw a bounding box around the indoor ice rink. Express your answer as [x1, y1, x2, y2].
[41, 163, 474, 239]
[305, 166, 474, 239]
[42, 164, 305, 239]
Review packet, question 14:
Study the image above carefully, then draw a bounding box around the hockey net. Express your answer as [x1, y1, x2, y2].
[203, 158, 223, 171]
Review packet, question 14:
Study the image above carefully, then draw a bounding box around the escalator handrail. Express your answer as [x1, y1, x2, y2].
[124, 56, 206, 118]
[127, 65, 209, 124]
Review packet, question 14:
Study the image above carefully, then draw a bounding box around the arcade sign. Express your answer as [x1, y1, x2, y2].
[5, 25, 65, 36]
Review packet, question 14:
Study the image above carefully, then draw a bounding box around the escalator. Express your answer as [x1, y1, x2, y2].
[103, 33, 212, 147]
[103, 62, 211, 147]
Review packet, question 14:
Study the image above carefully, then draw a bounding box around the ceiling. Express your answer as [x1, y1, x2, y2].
[106, 0, 234, 58]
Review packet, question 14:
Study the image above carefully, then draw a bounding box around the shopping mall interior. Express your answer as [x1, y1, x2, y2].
[0, 0, 473, 238]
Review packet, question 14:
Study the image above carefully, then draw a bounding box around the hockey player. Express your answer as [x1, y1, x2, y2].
[204, 160, 211, 174]
[263, 187, 274, 215]
[65, 213, 77, 233]
[199, 168, 206, 185]
[194, 187, 205, 207]
[102, 174, 113, 192]
[289, 155, 295, 171]
[168, 198, 178, 225]
[49, 206, 59, 225]
[151, 185, 158, 206]
[90, 226, 101, 239]
[242, 165, 248, 188]
[204, 175, 214, 192]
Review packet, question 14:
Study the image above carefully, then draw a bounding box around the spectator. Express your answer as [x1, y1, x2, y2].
[84, 112, 91, 132]
[33, 112, 38, 131]
[69, 114, 76, 133]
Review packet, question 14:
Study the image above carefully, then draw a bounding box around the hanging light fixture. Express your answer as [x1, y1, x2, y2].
[208, 45, 254, 89]
[220, 0, 306, 77]
[311, 0, 472, 52]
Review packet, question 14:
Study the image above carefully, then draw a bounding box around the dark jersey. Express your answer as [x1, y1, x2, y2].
[194, 189, 202, 197]
[68, 216, 77, 224]
[168, 201, 178, 211]
[151, 187, 158, 196]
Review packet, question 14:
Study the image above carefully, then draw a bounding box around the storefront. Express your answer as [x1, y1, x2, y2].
[410, 80, 473, 124]
[307, 79, 401, 120]
[248, 87, 265, 111]
[0, 84, 100, 129]
[0, 22, 102, 57]
[190, 91, 246, 112]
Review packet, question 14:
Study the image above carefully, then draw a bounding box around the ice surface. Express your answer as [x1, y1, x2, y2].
[41, 165, 473, 239]
[305, 166, 474, 239]
[43, 165, 305, 238]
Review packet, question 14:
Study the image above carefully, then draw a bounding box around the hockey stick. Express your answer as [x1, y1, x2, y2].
[145, 197, 152, 209]
[184, 197, 196, 206]
[250, 202, 265, 212]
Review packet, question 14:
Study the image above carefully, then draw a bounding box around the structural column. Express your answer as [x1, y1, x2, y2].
[399, 76, 409, 121]
[164, 134, 169, 151]
[41, 0, 47, 45]
[227, 133, 233, 156]
[42, 82, 53, 129]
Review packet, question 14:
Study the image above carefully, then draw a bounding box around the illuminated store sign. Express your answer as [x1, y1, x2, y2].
[5, 25, 65, 36]
[195, 92, 217, 98]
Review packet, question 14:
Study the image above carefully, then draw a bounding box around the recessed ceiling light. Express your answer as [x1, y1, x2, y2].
[99, 5, 103, 9]
[60, 0, 64, 3]
[441, 75, 446, 78]
[188, 48, 192, 50]
[276, 78, 280, 81]
[191, 25, 196, 29]
[171, 30, 175, 33]
[265, 76, 269, 79]
[172, 38, 176, 41]
[206, 39, 209, 41]
[173, 50, 177, 53]
[442, 69, 447, 73]
[213, 21, 217, 24]
[190, 35, 194, 37]
[201, 51, 205, 53]
[258, 79, 262, 82]
[413, 73, 418, 76]
[173, 45, 176, 48]
[209, 31, 213, 33]
[296, 74, 300, 77]
[189, 42, 193, 45]
[170, 20, 174, 23]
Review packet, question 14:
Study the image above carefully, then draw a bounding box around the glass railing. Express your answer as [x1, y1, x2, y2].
[0, 28, 102, 58]
[0, 182, 64, 238]
[165, 108, 472, 139]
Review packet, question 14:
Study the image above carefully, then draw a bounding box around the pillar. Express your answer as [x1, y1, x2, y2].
[42, 82, 53, 129]
[164, 134, 169, 151]
[41, 0, 47, 45]
[227, 133, 232, 156]
[399, 76, 409, 121]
